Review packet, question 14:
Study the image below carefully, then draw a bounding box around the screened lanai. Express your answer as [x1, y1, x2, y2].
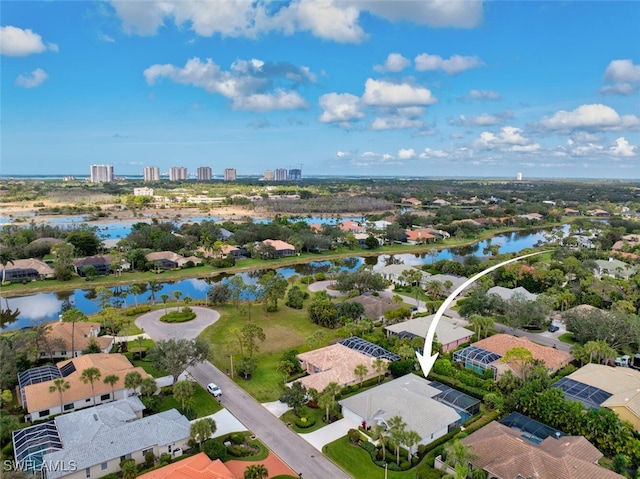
[452, 345, 501, 378]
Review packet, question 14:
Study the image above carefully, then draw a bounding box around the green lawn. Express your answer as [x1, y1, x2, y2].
[323, 436, 420, 479]
[131, 358, 168, 378]
[199, 301, 342, 402]
[558, 332, 578, 345]
[157, 383, 223, 418]
[281, 405, 330, 434]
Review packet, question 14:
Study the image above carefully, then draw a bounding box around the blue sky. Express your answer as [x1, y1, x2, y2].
[1, 1, 639, 179]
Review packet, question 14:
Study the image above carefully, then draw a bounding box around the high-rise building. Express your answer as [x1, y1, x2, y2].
[169, 167, 188, 181]
[517, 172, 523, 181]
[224, 168, 237, 181]
[288, 168, 302, 180]
[274, 168, 288, 181]
[197, 167, 212, 181]
[143, 166, 160, 182]
[263, 170, 274, 181]
[90, 164, 114, 183]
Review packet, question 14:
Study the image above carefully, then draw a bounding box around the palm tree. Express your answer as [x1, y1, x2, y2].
[372, 423, 388, 462]
[49, 378, 71, 414]
[124, 371, 143, 396]
[129, 284, 142, 308]
[243, 464, 268, 479]
[404, 430, 421, 461]
[161, 294, 169, 315]
[103, 374, 120, 401]
[387, 415, 407, 465]
[319, 382, 341, 423]
[80, 367, 102, 406]
[190, 417, 216, 450]
[354, 364, 368, 388]
[148, 280, 161, 305]
[173, 290, 182, 311]
[372, 358, 386, 384]
[443, 439, 479, 479]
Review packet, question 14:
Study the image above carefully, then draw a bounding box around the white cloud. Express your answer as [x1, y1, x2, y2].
[466, 89, 501, 101]
[610, 137, 637, 157]
[455, 113, 502, 126]
[600, 83, 636, 95]
[539, 104, 640, 132]
[415, 53, 484, 75]
[419, 147, 448, 158]
[109, 0, 482, 42]
[374, 53, 410, 73]
[474, 126, 540, 152]
[0, 26, 58, 56]
[15, 68, 48, 88]
[99, 33, 116, 43]
[397, 148, 416, 159]
[143, 57, 314, 112]
[318, 93, 364, 123]
[360, 0, 483, 28]
[370, 116, 423, 130]
[362, 79, 437, 107]
[604, 59, 640, 83]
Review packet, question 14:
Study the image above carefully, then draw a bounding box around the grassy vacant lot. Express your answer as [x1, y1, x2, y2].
[156, 383, 223, 417]
[323, 436, 420, 479]
[200, 300, 342, 402]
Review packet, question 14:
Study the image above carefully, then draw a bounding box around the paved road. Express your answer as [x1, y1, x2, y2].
[189, 361, 352, 479]
[494, 322, 571, 353]
[135, 306, 220, 340]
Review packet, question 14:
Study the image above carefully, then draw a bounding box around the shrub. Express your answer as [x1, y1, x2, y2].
[226, 446, 246, 457]
[314, 272, 326, 281]
[160, 454, 172, 464]
[359, 440, 377, 461]
[295, 416, 316, 428]
[145, 451, 155, 467]
[347, 429, 361, 444]
[125, 305, 152, 316]
[159, 311, 196, 323]
[400, 460, 411, 471]
[230, 433, 244, 445]
[202, 439, 227, 461]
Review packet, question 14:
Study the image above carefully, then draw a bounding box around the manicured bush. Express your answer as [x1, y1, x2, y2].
[295, 416, 316, 428]
[226, 446, 246, 457]
[203, 439, 228, 461]
[126, 305, 152, 316]
[347, 429, 361, 444]
[314, 272, 326, 281]
[230, 433, 244, 445]
[160, 310, 196, 323]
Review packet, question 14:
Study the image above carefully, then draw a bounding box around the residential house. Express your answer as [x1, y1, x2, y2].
[0, 258, 55, 282]
[371, 220, 392, 230]
[72, 255, 115, 276]
[431, 199, 450, 207]
[145, 251, 202, 270]
[451, 419, 623, 479]
[453, 335, 572, 379]
[553, 363, 640, 431]
[594, 258, 637, 279]
[344, 294, 403, 322]
[339, 375, 464, 449]
[385, 315, 474, 353]
[137, 453, 237, 479]
[426, 274, 468, 293]
[38, 321, 113, 359]
[294, 344, 386, 392]
[487, 286, 538, 302]
[339, 220, 366, 233]
[19, 353, 149, 421]
[564, 208, 581, 216]
[518, 213, 544, 221]
[401, 198, 422, 206]
[376, 264, 430, 287]
[405, 228, 436, 244]
[260, 239, 296, 257]
[14, 398, 190, 479]
[589, 208, 610, 217]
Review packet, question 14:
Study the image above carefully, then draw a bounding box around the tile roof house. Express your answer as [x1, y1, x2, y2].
[339, 220, 366, 233]
[20, 353, 149, 421]
[405, 229, 436, 244]
[473, 334, 572, 375]
[487, 285, 538, 301]
[556, 363, 640, 431]
[260, 239, 296, 257]
[454, 420, 623, 479]
[339, 375, 461, 450]
[138, 453, 237, 479]
[72, 255, 116, 276]
[45, 401, 189, 479]
[344, 294, 403, 322]
[0, 258, 55, 282]
[38, 321, 113, 359]
[294, 344, 386, 392]
[385, 315, 474, 353]
[146, 251, 202, 269]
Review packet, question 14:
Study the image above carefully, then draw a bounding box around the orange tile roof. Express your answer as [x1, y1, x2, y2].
[405, 229, 436, 242]
[262, 239, 295, 251]
[461, 421, 623, 479]
[42, 321, 113, 353]
[23, 353, 149, 413]
[474, 334, 572, 373]
[138, 453, 237, 479]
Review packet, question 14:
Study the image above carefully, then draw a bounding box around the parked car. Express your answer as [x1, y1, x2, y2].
[615, 355, 631, 367]
[207, 383, 222, 397]
[548, 324, 560, 333]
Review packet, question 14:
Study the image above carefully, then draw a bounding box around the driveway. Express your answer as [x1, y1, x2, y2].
[308, 280, 347, 297]
[135, 306, 220, 340]
[300, 418, 359, 451]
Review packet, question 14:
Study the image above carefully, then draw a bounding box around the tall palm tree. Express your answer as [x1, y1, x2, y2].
[387, 415, 407, 465]
[161, 294, 169, 315]
[173, 290, 182, 311]
[243, 464, 268, 479]
[103, 374, 120, 401]
[148, 280, 161, 305]
[372, 423, 388, 462]
[124, 371, 143, 396]
[354, 364, 368, 388]
[404, 430, 421, 461]
[372, 358, 386, 384]
[49, 378, 71, 414]
[80, 367, 102, 406]
[129, 284, 142, 308]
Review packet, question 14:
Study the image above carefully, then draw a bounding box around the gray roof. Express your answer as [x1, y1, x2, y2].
[376, 264, 428, 278]
[385, 315, 474, 346]
[45, 400, 188, 479]
[427, 274, 467, 290]
[487, 286, 537, 301]
[339, 374, 460, 440]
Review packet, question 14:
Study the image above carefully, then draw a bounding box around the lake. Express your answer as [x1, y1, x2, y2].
[0, 226, 565, 330]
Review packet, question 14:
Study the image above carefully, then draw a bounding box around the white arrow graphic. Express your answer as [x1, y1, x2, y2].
[416, 250, 550, 377]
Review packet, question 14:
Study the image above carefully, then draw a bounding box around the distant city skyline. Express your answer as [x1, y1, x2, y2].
[2, 1, 639, 179]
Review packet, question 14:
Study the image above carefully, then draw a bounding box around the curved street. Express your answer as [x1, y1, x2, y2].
[137, 307, 352, 479]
